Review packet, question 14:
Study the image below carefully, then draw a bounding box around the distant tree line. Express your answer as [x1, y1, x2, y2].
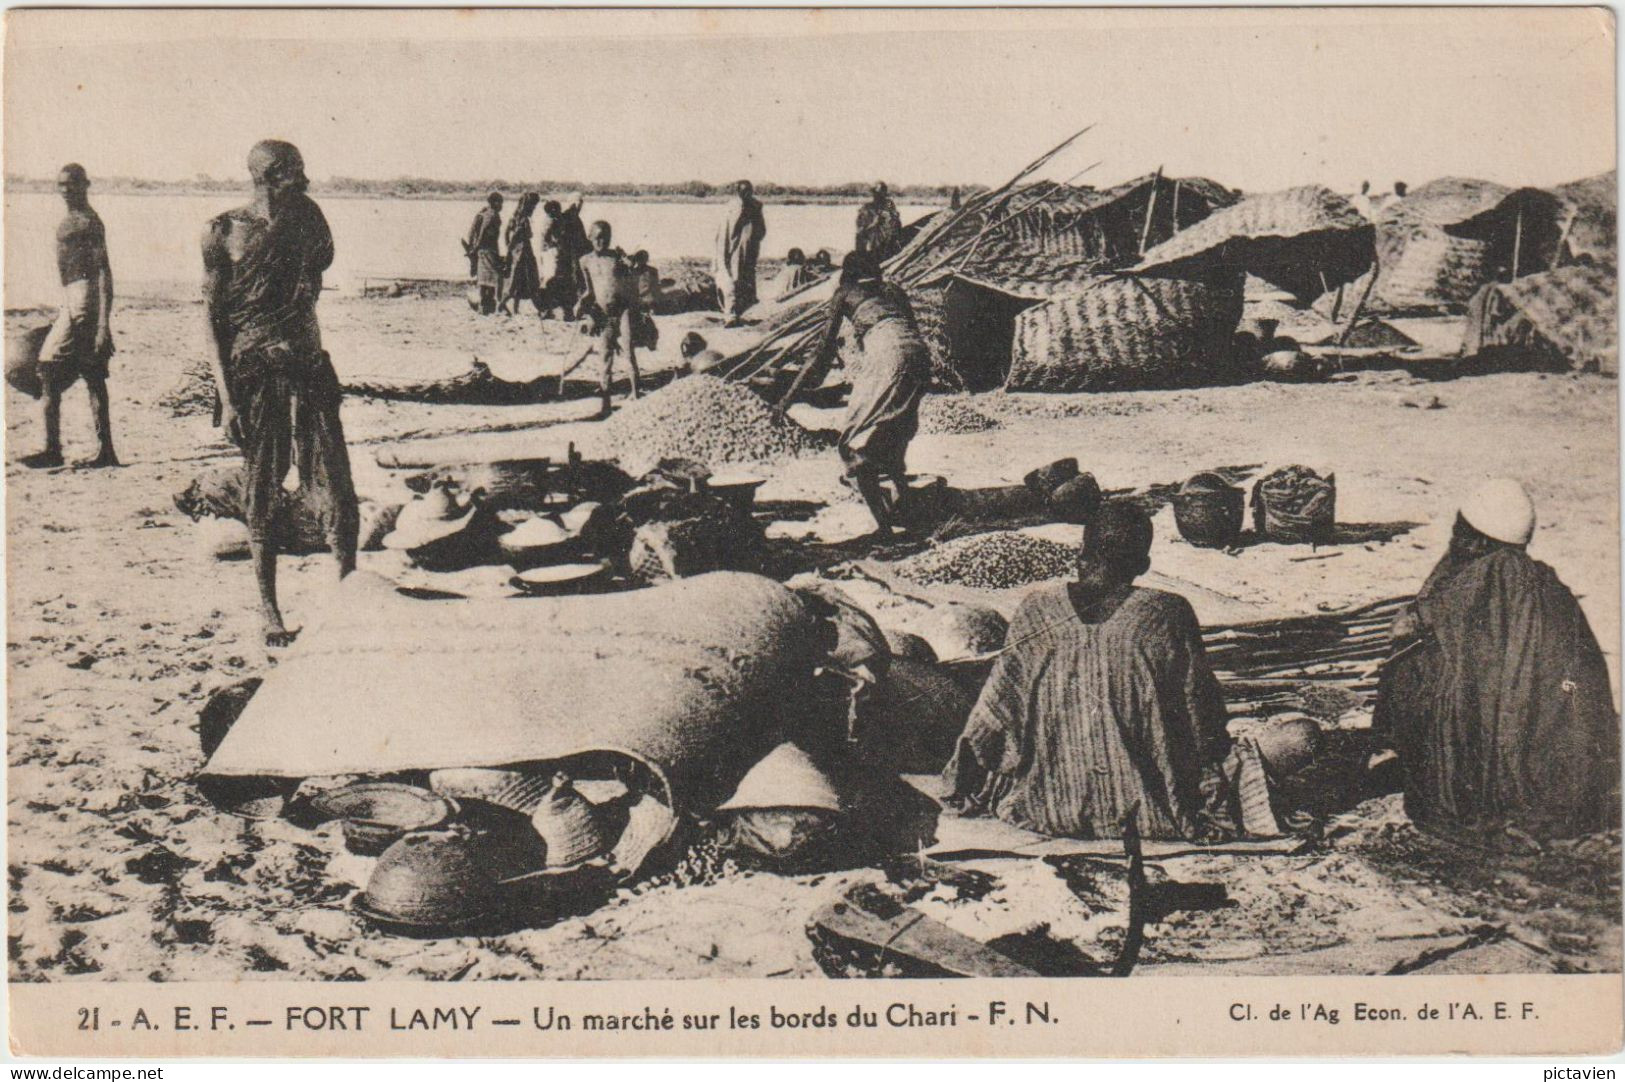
[5, 173, 986, 203]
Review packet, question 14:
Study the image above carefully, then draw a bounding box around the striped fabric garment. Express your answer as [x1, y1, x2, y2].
[944, 582, 1232, 840]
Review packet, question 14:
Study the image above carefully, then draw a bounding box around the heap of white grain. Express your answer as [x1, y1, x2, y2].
[892, 530, 1076, 590]
[589, 375, 826, 474]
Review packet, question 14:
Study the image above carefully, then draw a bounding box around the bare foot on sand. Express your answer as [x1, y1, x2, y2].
[77, 451, 122, 469]
[264, 626, 301, 648]
[20, 450, 64, 469]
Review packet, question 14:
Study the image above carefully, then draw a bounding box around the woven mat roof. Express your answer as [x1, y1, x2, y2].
[1134, 186, 1374, 300]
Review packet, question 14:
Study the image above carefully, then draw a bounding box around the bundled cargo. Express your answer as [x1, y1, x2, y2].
[1251, 465, 1337, 544]
[201, 571, 825, 824]
[1462, 264, 1618, 374]
[1006, 273, 1244, 392]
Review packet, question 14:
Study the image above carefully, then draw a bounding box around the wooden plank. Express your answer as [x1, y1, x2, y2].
[808, 891, 1041, 978]
[1138, 166, 1165, 255]
[1337, 266, 1381, 347]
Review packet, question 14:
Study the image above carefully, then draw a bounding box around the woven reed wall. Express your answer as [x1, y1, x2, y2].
[1006, 273, 1244, 392]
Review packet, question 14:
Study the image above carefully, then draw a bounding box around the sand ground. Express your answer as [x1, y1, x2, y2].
[6, 292, 1620, 982]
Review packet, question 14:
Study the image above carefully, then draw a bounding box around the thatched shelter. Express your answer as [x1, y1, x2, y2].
[1132, 186, 1375, 302]
[1006, 271, 1245, 392]
[1363, 177, 1515, 312]
[715, 170, 1238, 398]
[1316, 172, 1616, 325]
[900, 173, 1238, 388]
[1462, 264, 1617, 374]
[1554, 171, 1617, 268]
[1442, 187, 1569, 279]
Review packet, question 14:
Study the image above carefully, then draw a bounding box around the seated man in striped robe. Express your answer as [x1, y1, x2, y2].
[944, 502, 1239, 840]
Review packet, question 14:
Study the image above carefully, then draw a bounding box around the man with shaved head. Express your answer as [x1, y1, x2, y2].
[23, 163, 118, 469]
[202, 140, 357, 646]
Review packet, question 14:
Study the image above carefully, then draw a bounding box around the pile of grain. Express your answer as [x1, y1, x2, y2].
[589, 374, 825, 474]
[890, 531, 1075, 590]
[159, 356, 218, 418]
[919, 396, 1000, 435]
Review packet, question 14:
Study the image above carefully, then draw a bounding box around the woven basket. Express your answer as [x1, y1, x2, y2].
[5, 323, 49, 400]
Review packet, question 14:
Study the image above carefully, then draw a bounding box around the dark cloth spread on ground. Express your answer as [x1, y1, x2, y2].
[1373, 545, 1621, 844]
[944, 581, 1232, 840]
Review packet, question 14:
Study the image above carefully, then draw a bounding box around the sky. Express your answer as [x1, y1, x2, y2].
[4, 8, 1616, 193]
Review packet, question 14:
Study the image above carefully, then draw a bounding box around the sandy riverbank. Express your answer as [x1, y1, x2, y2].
[7, 291, 1620, 981]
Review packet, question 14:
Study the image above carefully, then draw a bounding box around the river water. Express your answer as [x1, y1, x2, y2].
[3, 192, 933, 309]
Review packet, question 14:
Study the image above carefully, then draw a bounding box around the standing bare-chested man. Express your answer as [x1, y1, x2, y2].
[202, 140, 357, 646]
[24, 163, 118, 468]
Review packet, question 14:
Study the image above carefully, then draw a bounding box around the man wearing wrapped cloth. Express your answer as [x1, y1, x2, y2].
[944, 503, 1239, 840]
[24, 164, 119, 469]
[1373, 479, 1620, 850]
[806, 252, 928, 538]
[465, 192, 505, 316]
[714, 179, 766, 326]
[203, 140, 358, 647]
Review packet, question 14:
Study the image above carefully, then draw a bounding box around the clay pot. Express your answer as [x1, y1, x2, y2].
[1252, 717, 1323, 779]
[310, 782, 454, 856]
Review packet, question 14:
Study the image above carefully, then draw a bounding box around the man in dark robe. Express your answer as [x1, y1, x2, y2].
[464, 192, 504, 315]
[1373, 478, 1619, 847]
[555, 192, 592, 317]
[203, 140, 358, 646]
[944, 503, 1234, 840]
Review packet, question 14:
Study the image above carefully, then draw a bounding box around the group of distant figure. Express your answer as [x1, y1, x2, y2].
[463, 178, 906, 321]
[457, 179, 911, 422]
[1350, 178, 1409, 220]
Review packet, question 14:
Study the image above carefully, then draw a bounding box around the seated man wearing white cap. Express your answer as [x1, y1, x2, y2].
[1373, 478, 1620, 847]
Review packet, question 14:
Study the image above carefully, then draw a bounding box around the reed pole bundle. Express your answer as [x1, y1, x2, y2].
[713, 124, 1101, 404]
